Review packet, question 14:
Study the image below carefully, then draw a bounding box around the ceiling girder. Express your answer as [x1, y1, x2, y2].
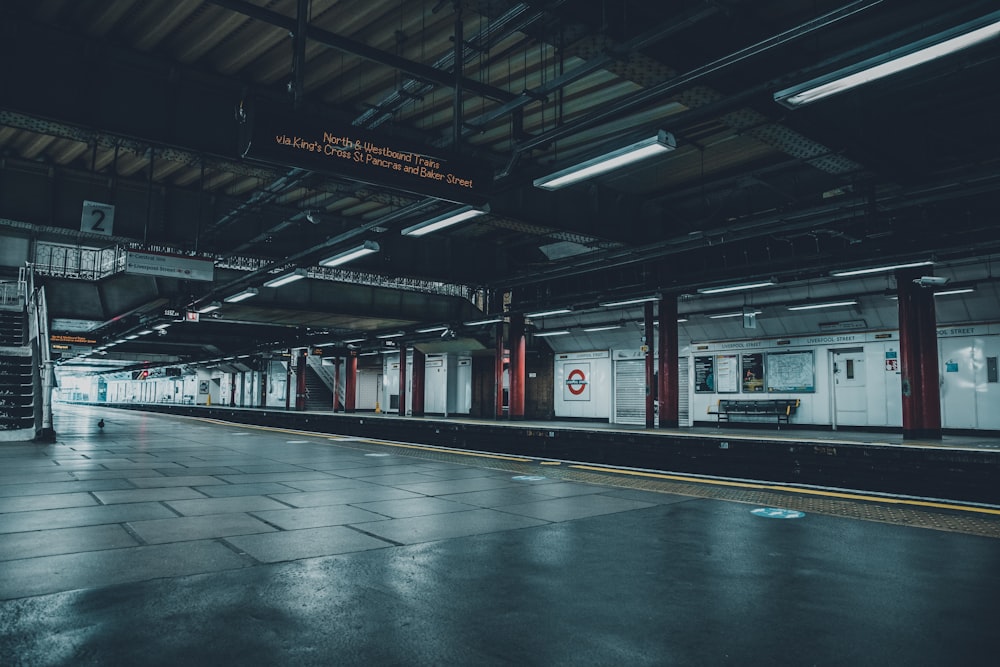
[204, 0, 517, 104]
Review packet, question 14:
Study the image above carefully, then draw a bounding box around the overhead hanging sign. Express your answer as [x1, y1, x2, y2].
[81, 200, 115, 236]
[239, 102, 492, 205]
[124, 251, 215, 282]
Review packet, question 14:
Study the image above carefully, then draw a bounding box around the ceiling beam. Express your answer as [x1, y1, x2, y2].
[204, 0, 516, 104]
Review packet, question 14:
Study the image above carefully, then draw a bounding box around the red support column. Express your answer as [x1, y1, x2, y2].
[509, 313, 525, 419]
[295, 350, 307, 411]
[644, 301, 655, 428]
[897, 268, 942, 439]
[284, 349, 292, 410]
[398, 343, 407, 416]
[260, 358, 268, 408]
[332, 356, 341, 412]
[495, 322, 505, 419]
[658, 295, 680, 428]
[344, 353, 358, 413]
[411, 347, 426, 417]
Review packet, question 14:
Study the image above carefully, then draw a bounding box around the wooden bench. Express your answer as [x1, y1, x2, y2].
[708, 399, 800, 428]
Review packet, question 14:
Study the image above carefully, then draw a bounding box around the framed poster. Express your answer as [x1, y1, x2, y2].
[741, 353, 765, 393]
[766, 350, 815, 392]
[694, 356, 715, 393]
[715, 354, 739, 393]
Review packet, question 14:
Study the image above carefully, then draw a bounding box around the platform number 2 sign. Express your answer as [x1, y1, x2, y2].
[81, 200, 115, 236]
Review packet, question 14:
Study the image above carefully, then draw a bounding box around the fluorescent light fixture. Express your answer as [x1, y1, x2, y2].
[416, 325, 449, 333]
[787, 300, 858, 311]
[224, 288, 259, 303]
[359, 351, 379, 356]
[599, 296, 658, 308]
[401, 205, 489, 237]
[376, 332, 404, 339]
[114, 339, 127, 344]
[464, 317, 503, 326]
[263, 269, 307, 288]
[196, 301, 222, 313]
[934, 287, 976, 296]
[534, 131, 677, 190]
[582, 324, 622, 332]
[152, 323, 171, 330]
[535, 330, 571, 337]
[830, 260, 933, 277]
[677, 318, 689, 323]
[525, 308, 572, 318]
[697, 280, 776, 294]
[775, 12, 1000, 107]
[709, 310, 762, 319]
[319, 240, 380, 268]
[138, 330, 153, 336]
[342, 338, 367, 344]
[125, 334, 139, 340]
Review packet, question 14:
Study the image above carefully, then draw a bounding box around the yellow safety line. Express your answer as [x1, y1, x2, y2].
[186, 415, 999, 516]
[569, 465, 1000, 516]
[362, 439, 533, 462]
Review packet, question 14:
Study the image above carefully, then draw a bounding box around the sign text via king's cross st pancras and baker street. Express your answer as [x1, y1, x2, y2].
[239, 101, 491, 206]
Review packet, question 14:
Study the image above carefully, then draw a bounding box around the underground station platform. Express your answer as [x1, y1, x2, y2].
[2, 403, 1000, 666]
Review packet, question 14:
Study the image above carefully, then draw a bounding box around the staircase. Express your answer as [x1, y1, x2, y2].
[0, 308, 34, 434]
[304, 365, 334, 411]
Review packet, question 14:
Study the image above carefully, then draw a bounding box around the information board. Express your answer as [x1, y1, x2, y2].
[240, 102, 491, 205]
[715, 354, 739, 393]
[741, 352, 765, 392]
[694, 356, 715, 393]
[124, 251, 215, 282]
[766, 350, 815, 392]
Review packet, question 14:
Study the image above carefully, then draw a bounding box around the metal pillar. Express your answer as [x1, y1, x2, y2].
[332, 356, 341, 412]
[509, 313, 525, 419]
[658, 296, 680, 428]
[398, 343, 407, 416]
[412, 347, 426, 417]
[644, 301, 655, 428]
[284, 350, 292, 410]
[897, 268, 942, 439]
[345, 353, 358, 413]
[495, 322, 505, 419]
[295, 349, 307, 411]
[230, 372, 237, 407]
[259, 358, 268, 408]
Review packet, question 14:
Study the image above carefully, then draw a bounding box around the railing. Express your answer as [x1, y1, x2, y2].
[25, 265, 54, 438]
[306, 354, 345, 409]
[30, 240, 476, 301]
[0, 267, 27, 310]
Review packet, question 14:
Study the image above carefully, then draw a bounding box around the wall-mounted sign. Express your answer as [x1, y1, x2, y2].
[81, 200, 115, 236]
[124, 251, 215, 282]
[564, 363, 590, 401]
[239, 102, 491, 205]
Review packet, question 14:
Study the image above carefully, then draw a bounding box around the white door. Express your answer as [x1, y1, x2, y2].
[832, 350, 867, 427]
[939, 337, 977, 429]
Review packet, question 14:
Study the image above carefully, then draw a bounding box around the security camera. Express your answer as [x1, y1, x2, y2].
[914, 276, 949, 287]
